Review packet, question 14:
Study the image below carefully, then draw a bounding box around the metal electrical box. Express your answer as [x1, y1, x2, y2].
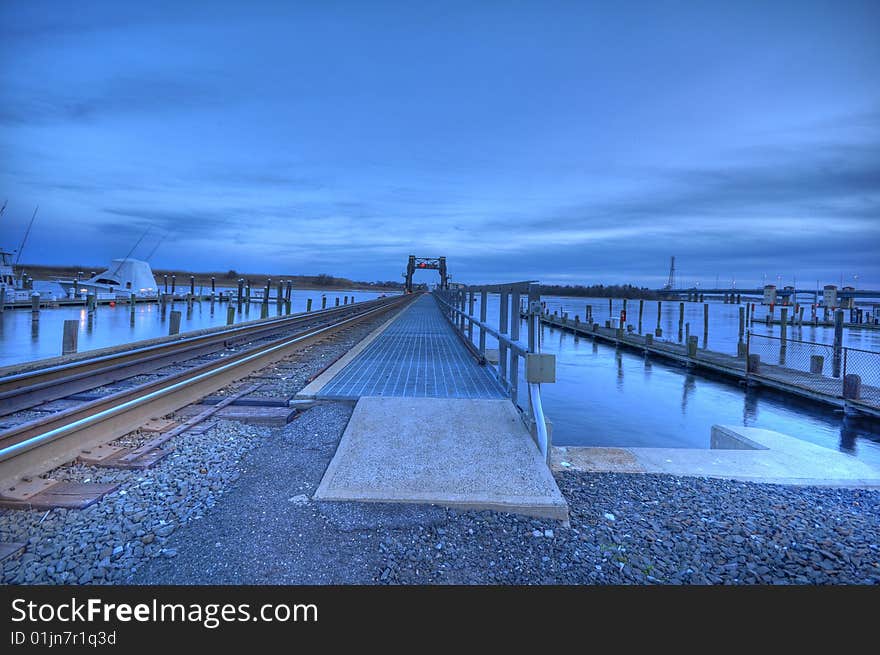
[526, 353, 556, 383]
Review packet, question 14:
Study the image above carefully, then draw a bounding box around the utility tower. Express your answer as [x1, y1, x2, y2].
[664, 256, 676, 290]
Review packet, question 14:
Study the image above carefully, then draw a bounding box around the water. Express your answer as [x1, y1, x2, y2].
[469, 294, 880, 467]
[0, 284, 396, 367]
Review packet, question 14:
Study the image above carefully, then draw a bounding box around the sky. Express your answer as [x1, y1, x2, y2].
[1, 1, 878, 288]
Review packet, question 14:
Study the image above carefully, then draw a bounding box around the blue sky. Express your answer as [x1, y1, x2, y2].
[1, 1, 878, 288]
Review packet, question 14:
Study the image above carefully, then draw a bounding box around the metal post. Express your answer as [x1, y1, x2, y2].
[479, 290, 488, 355]
[510, 291, 521, 401]
[467, 289, 475, 341]
[499, 291, 509, 386]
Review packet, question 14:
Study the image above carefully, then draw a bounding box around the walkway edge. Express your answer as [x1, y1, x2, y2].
[295, 300, 414, 399]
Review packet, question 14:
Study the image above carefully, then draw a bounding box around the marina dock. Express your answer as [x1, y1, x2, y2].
[538, 312, 880, 418]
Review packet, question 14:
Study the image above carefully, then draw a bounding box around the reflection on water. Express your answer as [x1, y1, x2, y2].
[473, 293, 880, 468]
[540, 324, 880, 468]
[0, 289, 394, 367]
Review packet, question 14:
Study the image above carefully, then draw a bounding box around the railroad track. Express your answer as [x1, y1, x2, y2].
[0, 296, 401, 418]
[0, 293, 412, 496]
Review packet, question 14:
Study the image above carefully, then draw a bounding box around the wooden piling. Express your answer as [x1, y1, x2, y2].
[190, 275, 195, 295]
[226, 305, 235, 326]
[171, 275, 176, 294]
[638, 299, 644, 333]
[832, 310, 844, 377]
[738, 306, 745, 342]
[655, 300, 662, 337]
[321, 296, 327, 310]
[307, 298, 313, 312]
[608, 297, 612, 317]
[169, 310, 182, 335]
[703, 303, 709, 345]
[335, 297, 340, 307]
[780, 307, 788, 345]
[62, 320, 78, 355]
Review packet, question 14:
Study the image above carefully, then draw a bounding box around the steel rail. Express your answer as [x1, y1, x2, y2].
[0, 296, 395, 416]
[0, 294, 412, 489]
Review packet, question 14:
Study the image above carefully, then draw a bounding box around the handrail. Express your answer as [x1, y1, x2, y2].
[433, 284, 554, 462]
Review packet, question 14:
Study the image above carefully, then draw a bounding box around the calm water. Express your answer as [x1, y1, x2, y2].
[471, 294, 880, 468]
[0, 284, 395, 367]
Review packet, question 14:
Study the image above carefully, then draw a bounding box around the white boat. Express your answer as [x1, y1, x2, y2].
[0, 248, 34, 304]
[57, 258, 158, 299]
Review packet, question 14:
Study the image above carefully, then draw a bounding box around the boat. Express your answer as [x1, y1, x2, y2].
[0, 248, 34, 304]
[56, 258, 158, 299]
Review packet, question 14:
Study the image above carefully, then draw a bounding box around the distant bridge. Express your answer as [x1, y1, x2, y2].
[659, 287, 880, 302]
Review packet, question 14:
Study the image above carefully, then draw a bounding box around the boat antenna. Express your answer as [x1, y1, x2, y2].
[144, 233, 166, 260]
[109, 226, 151, 277]
[14, 205, 38, 267]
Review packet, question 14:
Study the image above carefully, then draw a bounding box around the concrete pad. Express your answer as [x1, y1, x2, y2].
[315, 397, 569, 520]
[552, 424, 880, 488]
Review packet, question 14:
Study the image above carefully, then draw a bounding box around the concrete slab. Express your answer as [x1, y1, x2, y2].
[552, 424, 880, 488]
[315, 397, 569, 520]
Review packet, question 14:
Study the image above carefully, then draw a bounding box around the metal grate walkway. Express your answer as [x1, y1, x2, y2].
[317, 295, 506, 399]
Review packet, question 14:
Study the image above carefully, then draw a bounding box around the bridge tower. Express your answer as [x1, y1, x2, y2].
[404, 255, 448, 293]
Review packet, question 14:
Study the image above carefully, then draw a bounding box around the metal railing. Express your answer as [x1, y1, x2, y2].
[433, 282, 556, 461]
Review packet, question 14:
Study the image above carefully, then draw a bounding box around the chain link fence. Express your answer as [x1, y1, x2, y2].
[747, 333, 880, 409]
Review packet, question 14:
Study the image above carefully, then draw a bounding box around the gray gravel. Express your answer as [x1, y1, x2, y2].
[127, 399, 880, 585]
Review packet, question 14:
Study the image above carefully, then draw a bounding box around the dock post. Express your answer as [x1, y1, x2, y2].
[586, 305, 592, 324]
[608, 297, 612, 318]
[237, 279, 244, 312]
[703, 303, 709, 347]
[169, 310, 182, 335]
[738, 306, 745, 343]
[87, 294, 96, 312]
[62, 319, 78, 355]
[0, 287, 5, 313]
[277, 280, 284, 308]
[678, 302, 684, 342]
[638, 299, 644, 334]
[335, 297, 340, 307]
[780, 307, 788, 345]
[685, 321, 690, 343]
[748, 353, 760, 373]
[307, 298, 313, 312]
[171, 275, 176, 295]
[798, 305, 804, 327]
[479, 290, 488, 355]
[343, 295, 348, 305]
[190, 275, 195, 296]
[226, 304, 235, 326]
[163, 274, 168, 294]
[321, 296, 327, 310]
[687, 335, 698, 357]
[130, 293, 136, 322]
[655, 300, 662, 337]
[211, 276, 216, 299]
[645, 333, 653, 346]
[843, 374, 861, 400]
[245, 280, 251, 305]
[832, 310, 844, 377]
[30, 292, 40, 322]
